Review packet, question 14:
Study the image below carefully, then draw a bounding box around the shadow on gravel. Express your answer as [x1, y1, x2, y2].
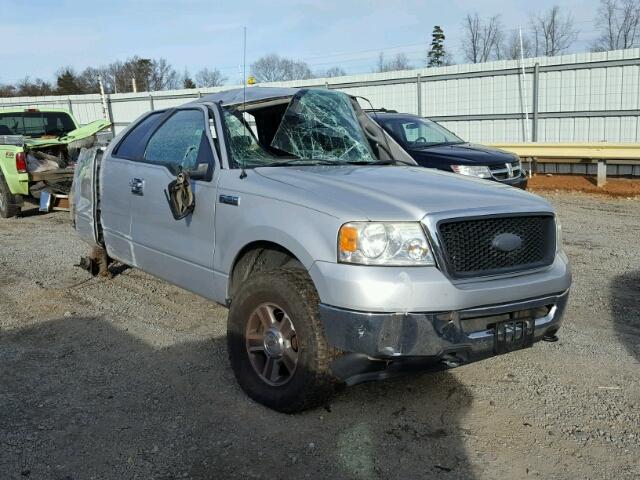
[611, 270, 640, 362]
[0, 317, 476, 480]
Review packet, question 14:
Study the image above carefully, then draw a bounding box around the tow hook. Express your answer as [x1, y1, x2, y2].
[542, 332, 559, 342]
[440, 354, 463, 368]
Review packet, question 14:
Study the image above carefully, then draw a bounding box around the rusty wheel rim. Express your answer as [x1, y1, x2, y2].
[245, 303, 299, 386]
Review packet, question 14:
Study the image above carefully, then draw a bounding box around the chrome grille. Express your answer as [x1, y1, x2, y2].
[437, 214, 555, 279]
[490, 161, 521, 180]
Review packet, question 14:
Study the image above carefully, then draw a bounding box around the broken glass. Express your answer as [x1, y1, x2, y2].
[222, 109, 279, 167]
[270, 89, 376, 163]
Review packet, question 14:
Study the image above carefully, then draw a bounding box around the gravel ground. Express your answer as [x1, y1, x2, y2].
[0, 192, 638, 480]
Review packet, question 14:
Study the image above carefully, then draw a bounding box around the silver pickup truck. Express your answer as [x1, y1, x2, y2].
[73, 87, 571, 412]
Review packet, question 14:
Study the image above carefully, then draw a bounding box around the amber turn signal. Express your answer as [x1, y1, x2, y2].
[338, 225, 358, 253]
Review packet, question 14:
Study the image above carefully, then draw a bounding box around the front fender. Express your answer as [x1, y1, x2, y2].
[215, 199, 340, 275]
[213, 178, 344, 304]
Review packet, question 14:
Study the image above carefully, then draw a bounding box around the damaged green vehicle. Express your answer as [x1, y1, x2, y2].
[0, 108, 110, 218]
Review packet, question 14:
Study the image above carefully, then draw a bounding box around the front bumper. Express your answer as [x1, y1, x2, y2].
[497, 175, 528, 189]
[319, 290, 569, 381]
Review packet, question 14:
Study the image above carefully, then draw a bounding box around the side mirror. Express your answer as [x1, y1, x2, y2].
[164, 171, 195, 220]
[184, 163, 208, 181]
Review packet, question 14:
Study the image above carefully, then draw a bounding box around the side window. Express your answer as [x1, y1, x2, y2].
[144, 109, 213, 173]
[115, 112, 164, 159]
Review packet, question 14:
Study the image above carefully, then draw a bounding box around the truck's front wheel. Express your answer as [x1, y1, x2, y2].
[0, 173, 20, 219]
[227, 269, 338, 413]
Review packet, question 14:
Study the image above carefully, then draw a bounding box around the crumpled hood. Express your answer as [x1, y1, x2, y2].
[254, 165, 550, 221]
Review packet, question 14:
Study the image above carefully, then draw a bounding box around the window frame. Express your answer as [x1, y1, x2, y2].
[112, 105, 220, 182]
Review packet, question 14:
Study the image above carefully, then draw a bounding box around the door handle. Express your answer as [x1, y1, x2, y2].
[129, 178, 144, 195]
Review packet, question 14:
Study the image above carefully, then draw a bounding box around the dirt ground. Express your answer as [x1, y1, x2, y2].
[1, 192, 639, 480]
[528, 174, 640, 197]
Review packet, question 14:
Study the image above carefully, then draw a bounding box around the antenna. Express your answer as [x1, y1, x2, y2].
[239, 25, 248, 179]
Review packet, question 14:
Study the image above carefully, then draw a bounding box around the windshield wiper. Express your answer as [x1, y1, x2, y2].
[265, 158, 338, 167]
[345, 159, 396, 165]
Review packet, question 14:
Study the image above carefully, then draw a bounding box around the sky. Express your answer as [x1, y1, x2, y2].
[1, 0, 601, 86]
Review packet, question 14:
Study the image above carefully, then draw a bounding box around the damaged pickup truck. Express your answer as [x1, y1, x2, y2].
[0, 108, 110, 218]
[73, 87, 571, 412]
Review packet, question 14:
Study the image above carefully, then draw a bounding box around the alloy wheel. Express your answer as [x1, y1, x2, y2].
[245, 303, 299, 386]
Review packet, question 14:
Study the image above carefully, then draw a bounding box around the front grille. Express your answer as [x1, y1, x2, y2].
[489, 161, 521, 180]
[437, 214, 555, 278]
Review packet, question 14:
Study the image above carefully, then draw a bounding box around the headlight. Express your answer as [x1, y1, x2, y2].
[451, 165, 492, 178]
[338, 222, 435, 266]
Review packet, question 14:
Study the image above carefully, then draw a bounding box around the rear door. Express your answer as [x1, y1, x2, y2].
[128, 106, 219, 299]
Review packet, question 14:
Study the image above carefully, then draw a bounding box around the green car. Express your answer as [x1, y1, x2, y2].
[0, 108, 110, 218]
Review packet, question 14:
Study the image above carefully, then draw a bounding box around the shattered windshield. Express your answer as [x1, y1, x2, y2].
[270, 90, 376, 163]
[221, 89, 378, 168]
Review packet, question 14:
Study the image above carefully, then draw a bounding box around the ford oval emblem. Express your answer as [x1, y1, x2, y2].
[492, 232, 522, 252]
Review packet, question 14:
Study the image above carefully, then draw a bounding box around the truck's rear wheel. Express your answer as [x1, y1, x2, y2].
[227, 269, 338, 413]
[0, 174, 20, 219]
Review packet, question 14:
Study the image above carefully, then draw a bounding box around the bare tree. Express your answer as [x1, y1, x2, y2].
[15, 77, 53, 96]
[324, 67, 347, 78]
[376, 52, 412, 72]
[251, 54, 314, 82]
[0, 84, 16, 97]
[593, 0, 640, 51]
[195, 68, 227, 87]
[462, 13, 504, 63]
[148, 58, 179, 91]
[77, 67, 103, 93]
[530, 5, 578, 56]
[504, 30, 534, 60]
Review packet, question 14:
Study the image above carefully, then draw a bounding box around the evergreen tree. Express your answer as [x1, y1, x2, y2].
[428, 26, 447, 67]
[183, 69, 196, 89]
[56, 68, 83, 95]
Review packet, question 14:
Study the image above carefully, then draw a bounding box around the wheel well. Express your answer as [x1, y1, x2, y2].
[229, 242, 305, 302]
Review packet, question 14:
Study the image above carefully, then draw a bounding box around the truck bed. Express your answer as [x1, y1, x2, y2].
[29, 167, 75, 182]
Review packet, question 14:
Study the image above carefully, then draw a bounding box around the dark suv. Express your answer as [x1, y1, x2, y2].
[371, 111, 527, 189]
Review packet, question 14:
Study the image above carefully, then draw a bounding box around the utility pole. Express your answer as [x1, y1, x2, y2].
[519, 26, 532, 178]
[98, 75, 109, 120]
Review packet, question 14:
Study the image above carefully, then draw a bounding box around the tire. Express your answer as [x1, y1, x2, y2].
[0, 173, 20, 219]
[227, 269, 339, 413]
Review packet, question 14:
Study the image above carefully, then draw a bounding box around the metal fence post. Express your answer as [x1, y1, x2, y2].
[416, 73, 422, 117]
[106, 94, 115, 136]
[532, 63, 540, 142]
[597, 160, 607, 187]
[149, 94, 155, 111]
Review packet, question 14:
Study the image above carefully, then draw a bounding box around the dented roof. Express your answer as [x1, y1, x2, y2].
[193, 87, 301, 107]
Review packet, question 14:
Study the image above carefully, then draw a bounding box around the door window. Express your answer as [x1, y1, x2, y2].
[114, 111, 164, 159]
[144, 109, 213, 174]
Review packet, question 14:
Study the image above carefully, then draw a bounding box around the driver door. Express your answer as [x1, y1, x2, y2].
[129, 106, 219, 299]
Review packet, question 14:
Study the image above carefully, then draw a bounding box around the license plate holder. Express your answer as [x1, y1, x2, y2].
[494, 319, 534, 354]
